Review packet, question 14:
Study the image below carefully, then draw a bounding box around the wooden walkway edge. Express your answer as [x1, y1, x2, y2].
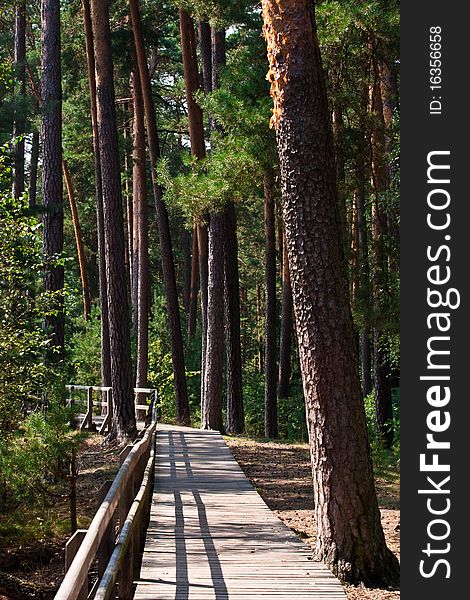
[133, 424, 346, 599]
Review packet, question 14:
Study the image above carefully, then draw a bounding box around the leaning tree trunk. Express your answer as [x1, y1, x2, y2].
[130, 0, 190, 426]
[41, 0, 64, 362]
[264, 168, 278, 438]
[63, 159, 91, 321]
[13, 1, 26, 200]
[262, 0, 399, 586]
[82, 0, 111, 391]
[91, 0, 136, 441]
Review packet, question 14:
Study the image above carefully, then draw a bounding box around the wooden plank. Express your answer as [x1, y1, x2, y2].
[133, 424, 346, 599]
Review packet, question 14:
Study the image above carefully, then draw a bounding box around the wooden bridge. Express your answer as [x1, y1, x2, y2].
[55, 400, 346, 599]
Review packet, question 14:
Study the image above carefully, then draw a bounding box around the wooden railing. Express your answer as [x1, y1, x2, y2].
[66, 386, 157, 434]
[54, 400, 157, 600]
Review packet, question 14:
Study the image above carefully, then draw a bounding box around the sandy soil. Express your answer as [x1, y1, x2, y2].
[226, 436, 400, 600]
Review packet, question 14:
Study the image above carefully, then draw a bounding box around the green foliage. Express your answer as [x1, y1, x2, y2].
[0, 191, 49, 430]
[0, 398, 82, 512]
[364, 387, 400, 466]
[68, 309, 102, 386]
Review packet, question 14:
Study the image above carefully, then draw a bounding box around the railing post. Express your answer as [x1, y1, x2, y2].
[65, 529, 88, 600]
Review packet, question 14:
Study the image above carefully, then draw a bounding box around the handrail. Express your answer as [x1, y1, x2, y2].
[54, 419, 156, 600]
[94, 440, 155, 599]
[66, 386, 157, 432]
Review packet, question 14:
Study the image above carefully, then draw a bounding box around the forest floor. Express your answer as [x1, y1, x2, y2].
[0, 432, 399, 599]
[226, 436, 400, 600]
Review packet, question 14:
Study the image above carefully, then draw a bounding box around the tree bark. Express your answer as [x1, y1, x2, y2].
[130, 0, 190, 426]
[82, 0, 111, 390]
[179, 9, 209, 416]
[41, 0, 64, 361]
[224, 201, 244, 434]
[278, 230, 293, 399]
[13, 1, 26, 200]
[62, 159, 91, 321]
[131, 66, 150, 408]
[201, 212, 225, 432]
[262, 0, 399, 585]
[198, 21, 212, 94]
[91, 0, 136, 441]
[264, 168, 277, 438]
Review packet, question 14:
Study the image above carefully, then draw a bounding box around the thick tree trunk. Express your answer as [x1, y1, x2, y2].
[262, 0, 399, 585]
[131, 67, 150, 405]
[130, 0, 190, 426]
[371, 54, 393, 449]
[13, 1, 26, 200]
[201, 212, 225, 432]
[91, 0, 136, 441]
[278, 231, 293, 399]
[62, 159, 91, 321]
[82, 0, 111, 390]
[41, 0, 64, 361]
[264, 168, 278, 438]
[224, 201, 244, 434]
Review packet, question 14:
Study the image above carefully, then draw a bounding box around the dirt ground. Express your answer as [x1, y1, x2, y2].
[226, 436, 400, 600]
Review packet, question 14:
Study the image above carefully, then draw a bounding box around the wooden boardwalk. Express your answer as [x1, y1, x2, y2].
[133, 424, 346, 600]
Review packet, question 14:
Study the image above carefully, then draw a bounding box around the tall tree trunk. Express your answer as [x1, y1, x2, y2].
[278, 230, 293, 399]
[179, 9, 209, 415]
[262, 0, 399, 585]
[180, 224, 191, 317]
[200, 27, 228, 432]
[187, 225, 199, 337]
[129, 0, 190, 426]
[224, 201, 244, 434]
[82, 0, 111, 390]
[29, 130, 39, 207]
[198, 21, 212, 94]
[91, 0, 136, 441]
[131, 66, 150, 406]
[41, 0, 64, 361]
[355, 156, 373, 397]
[62, 159, 91, 321]
[201, 212, 225, 432]
[13, 1, 26, 200]
[198, 223, 209, 408]
[370, 53, 393, 449]
[123, 116, 135, 324]
[264, 168, 277, 438]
